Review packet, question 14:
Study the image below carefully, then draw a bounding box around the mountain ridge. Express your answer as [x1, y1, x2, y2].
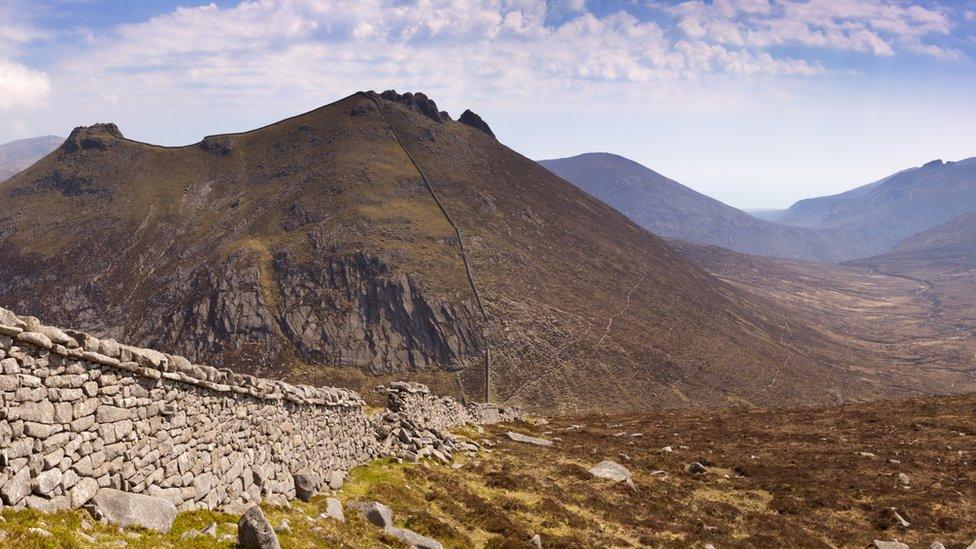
[538, 152, 884, 262]
[0, 135, 64, 182]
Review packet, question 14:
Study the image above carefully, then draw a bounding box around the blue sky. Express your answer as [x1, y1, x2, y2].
[1, 0, 974, 208]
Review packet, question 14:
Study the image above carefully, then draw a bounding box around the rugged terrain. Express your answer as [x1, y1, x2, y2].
[3, 392, 975, 547]
[762, 157, 976, 257]
[0, 136, 63, 182]
[539, 153, 882, 262]
[0, 91, 874, 413]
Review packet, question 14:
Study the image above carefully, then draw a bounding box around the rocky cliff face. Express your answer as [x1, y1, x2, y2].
[0, 249, 483, 376]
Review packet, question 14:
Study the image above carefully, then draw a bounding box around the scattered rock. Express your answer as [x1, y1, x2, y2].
[87, 489, 177, 533]
[322, 497, 345, 522]
[238, 505, 281, 549]
[530, 533, 543, 548]
[589, 460, 632, 482]
[872, 541, 909, 549]
[275, 518, 291, 534]
[930, 542, 946, 549]
[661, 446, 673, 453]
[202, 522, 218, 537]
[350, 500, 394, 529]
[889, 508, 910, 528]
[898, 472, 910, 486]
[387, 526, 444, 549]
[688, 462, 708, 475]
[28, 527, 53, 538]
[505, 431, 553, 446]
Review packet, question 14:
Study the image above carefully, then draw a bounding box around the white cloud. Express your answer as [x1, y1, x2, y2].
[0, 59, 51, 109]
[47, 0, 821, 116]
[669, 0, 957, 57]
[0, 6, 50, 110]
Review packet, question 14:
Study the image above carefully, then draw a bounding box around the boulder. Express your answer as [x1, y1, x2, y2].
[872, 542, 909, 549]
[69, 478, 100, 508]
[350, 500, 394, 529]
[293, 471, 319, 502]
[87, 489, 177, 533]
[687, 462, 708, 475]
[387, 526, 443, 549]
[589, 460, 631, 482]
[325, 470, 346, 490]
[505, 431, 553, 447]
[238, 505, 281, 549]
[323, 497, 345, 522]
[1, 467, 32, 505]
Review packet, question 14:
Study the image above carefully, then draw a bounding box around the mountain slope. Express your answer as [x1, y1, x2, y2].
[0, 91, 878, 412]
[0, 135, 63, 181]
[770, 157, 976, 255]
[538, 152, 882, 262]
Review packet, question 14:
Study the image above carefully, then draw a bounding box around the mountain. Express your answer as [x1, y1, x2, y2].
[538, 152, 883, 262]
[0, 135, 64, 181]
[768, 157, 976, 255]
[0, 91, 881, 412]
[862, 210, 976, 269]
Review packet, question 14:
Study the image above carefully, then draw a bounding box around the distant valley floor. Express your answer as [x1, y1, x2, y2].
[673, 240, 976, 400]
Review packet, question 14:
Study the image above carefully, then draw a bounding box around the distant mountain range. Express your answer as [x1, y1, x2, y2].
[763, 157, 976, 256]
[542, 152, 976, 264]
[539, 152, 883, 262]
[0, 135, 63, 181]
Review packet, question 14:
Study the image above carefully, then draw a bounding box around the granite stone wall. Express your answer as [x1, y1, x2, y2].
[0, 307, 517, 514]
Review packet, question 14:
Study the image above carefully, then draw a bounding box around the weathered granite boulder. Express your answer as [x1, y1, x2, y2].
[293, 471, 319, 502]
[87, 489, 177, 533]
[589, 460, 631, 482]
[238, 505, 281, 549]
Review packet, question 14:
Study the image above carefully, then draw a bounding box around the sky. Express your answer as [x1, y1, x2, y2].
[0, 0, 974, 208]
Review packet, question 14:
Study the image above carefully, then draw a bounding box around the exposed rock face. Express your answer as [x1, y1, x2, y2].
[1, 249, 485, 376]
[62, 124, 125, 153]
[0, 306, 515, 516]
[458, 109, 494, 137]
[377, 90, 445, 123]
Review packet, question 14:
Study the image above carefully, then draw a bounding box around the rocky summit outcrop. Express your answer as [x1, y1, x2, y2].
[458, 109, 494, 137]
[0, 306, 518, 521]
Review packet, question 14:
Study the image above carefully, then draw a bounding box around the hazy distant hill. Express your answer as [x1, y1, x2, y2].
[0, 91, 872, 412]
[538, 152, 882, 262]
[0, 136, 63, 181]
[768, 158, 976, 255]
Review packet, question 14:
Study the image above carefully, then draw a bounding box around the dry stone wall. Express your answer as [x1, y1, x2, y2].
[0, 307, 518, 515]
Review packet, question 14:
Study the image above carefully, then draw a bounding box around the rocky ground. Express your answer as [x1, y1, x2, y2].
[2, 392, 975, 548]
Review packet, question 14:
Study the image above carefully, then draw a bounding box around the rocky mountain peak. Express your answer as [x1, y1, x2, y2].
[458, 109, 494, 138]
[373, 90, 448, 123]
[63, 123, 125, 153]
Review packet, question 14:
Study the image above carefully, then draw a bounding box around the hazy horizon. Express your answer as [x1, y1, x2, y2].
[1, 0, 974, 208]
